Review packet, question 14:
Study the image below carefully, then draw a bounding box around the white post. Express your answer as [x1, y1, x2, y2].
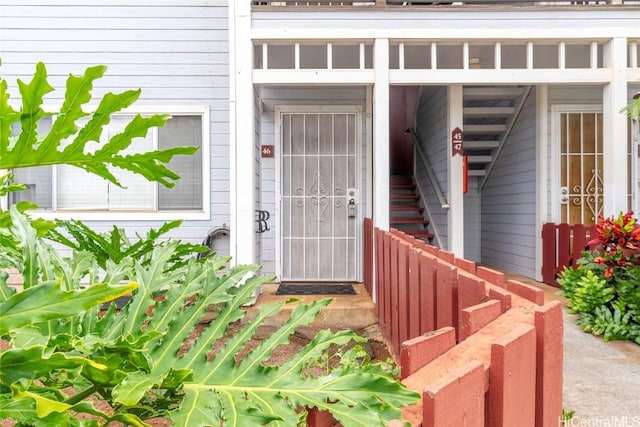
[536, 85, 549, 282]
[603, 37, 629, 216]
[373, 38, 390, 231]
[448, 85, 464, 257]
[229, 2, 256, 267]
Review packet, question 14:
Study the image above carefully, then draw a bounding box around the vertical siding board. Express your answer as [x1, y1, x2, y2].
[420, 251, 437, 334]
[541, 223, 557, 285]
[408, 247, 422, 339]
[557, 223, 571, 272]
[390, 236, 400, 353]
[571, 223, 587, 266]
[363, 218, 373, 294]
[384, 232, 393, 332]
[398, 240, 411, 345]
[457, 271, 486, 329]
[489, 325, 537, 427]
[376, 228, 385, 323]
[423, 361, 485, 427]
[535, 302, 564, 427]
[435, 260, 458, 338]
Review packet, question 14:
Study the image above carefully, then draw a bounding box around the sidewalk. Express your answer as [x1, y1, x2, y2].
[562, 310, 640, 425]
[531, 279, 640, 425]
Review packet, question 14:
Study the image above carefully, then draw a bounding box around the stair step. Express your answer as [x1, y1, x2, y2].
[464, 124, 507, 134]
[391, 217, 430, 225]
[463, 106, 516, 117]
[390, 176, 413, 186]
[468, 169, 486, 176]
[402, 229, 435, 240]
[391, 193, 419, 200]
[464, 140, 499, 149]
[467, 155, 493, 163]
[390, 204, 424, 212]
[391, 183, 416, 190]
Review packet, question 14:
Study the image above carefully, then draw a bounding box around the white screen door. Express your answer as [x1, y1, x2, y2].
[559, 111, 604, 225]
[280, 110, 359, 282]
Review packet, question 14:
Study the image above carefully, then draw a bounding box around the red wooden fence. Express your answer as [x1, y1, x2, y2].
[354, 220, 563, 427]
[363, 218, 373, 295]
[541, 222, 598, 287]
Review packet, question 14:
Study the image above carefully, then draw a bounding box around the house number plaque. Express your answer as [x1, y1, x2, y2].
[261, 145, 274, 158]
[452, 127, 463, 156]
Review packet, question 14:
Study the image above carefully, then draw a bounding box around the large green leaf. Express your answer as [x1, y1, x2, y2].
[0, 346, 106, 389]
[172, 300, 418, 427]
[0, 280, 138, 336]
[98, 243, 418, 425]
[0, 62, 197, 188]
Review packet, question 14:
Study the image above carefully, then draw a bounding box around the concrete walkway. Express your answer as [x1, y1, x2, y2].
[562, 310, 640, 425]
[530, 280, 640, 426]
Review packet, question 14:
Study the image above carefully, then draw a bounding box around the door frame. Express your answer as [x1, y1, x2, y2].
[274, 105, 363, 282]
[550, 104, 603, 224]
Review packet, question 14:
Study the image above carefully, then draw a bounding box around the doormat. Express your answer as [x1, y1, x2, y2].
[275, 284, 356, 295]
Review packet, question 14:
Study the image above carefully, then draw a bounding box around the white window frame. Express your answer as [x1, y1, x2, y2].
[8, 104, 211, 221]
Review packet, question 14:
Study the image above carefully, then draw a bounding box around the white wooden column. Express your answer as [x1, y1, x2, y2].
[535, 85, 549, 282]
[448, 85, 464, 257]
[373, 38, 390, 230]
[229, 2, 256, 266]
[603, 37, 629, 215]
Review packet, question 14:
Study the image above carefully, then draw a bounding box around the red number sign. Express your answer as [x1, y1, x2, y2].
[261, 145, 274, 158]
[452, 127, 463, 156]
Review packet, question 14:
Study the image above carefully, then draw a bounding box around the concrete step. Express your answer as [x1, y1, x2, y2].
[241, 284, 378, 336]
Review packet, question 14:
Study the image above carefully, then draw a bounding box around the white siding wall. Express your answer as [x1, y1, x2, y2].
[258, 87, 368, 276]
[481, 90, 537, 278]
[1, 1, 230, 252]
[415, 86, 449, 249]
[464, 179, 482, 262]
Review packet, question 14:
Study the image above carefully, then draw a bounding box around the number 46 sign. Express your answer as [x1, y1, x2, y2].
[452, 127, 464, 156]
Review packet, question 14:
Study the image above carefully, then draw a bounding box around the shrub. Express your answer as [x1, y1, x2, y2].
[559, 211, 640, 344]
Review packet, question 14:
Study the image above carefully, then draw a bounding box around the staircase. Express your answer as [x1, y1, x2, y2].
[462, 86, 532, 180]
[390, 176, 434, 242]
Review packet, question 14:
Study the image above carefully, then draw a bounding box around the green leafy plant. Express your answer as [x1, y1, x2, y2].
[1, 62, 197, 187]
[559, 211, 640, 345]
[577, 305, 640, 344]
[565, 269, 614, 315]
[48, 219, 208, 273]
[1, 63, 419, 425]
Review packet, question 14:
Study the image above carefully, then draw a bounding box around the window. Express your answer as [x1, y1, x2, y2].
[9, 106, 209, 220]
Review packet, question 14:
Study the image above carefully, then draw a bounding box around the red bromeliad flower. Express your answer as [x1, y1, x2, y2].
[589, 211, 640, 274]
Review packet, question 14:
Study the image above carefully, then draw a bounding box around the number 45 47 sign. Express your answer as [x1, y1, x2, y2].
[452, 127, 464, 156]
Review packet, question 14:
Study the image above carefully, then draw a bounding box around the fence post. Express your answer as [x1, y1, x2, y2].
[541, 223, 557, 285]
[408, 248, 422, 339]
[363, 218, 373, 295]
[557, 223, 571, 277]
[419, 252, 437, 335]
